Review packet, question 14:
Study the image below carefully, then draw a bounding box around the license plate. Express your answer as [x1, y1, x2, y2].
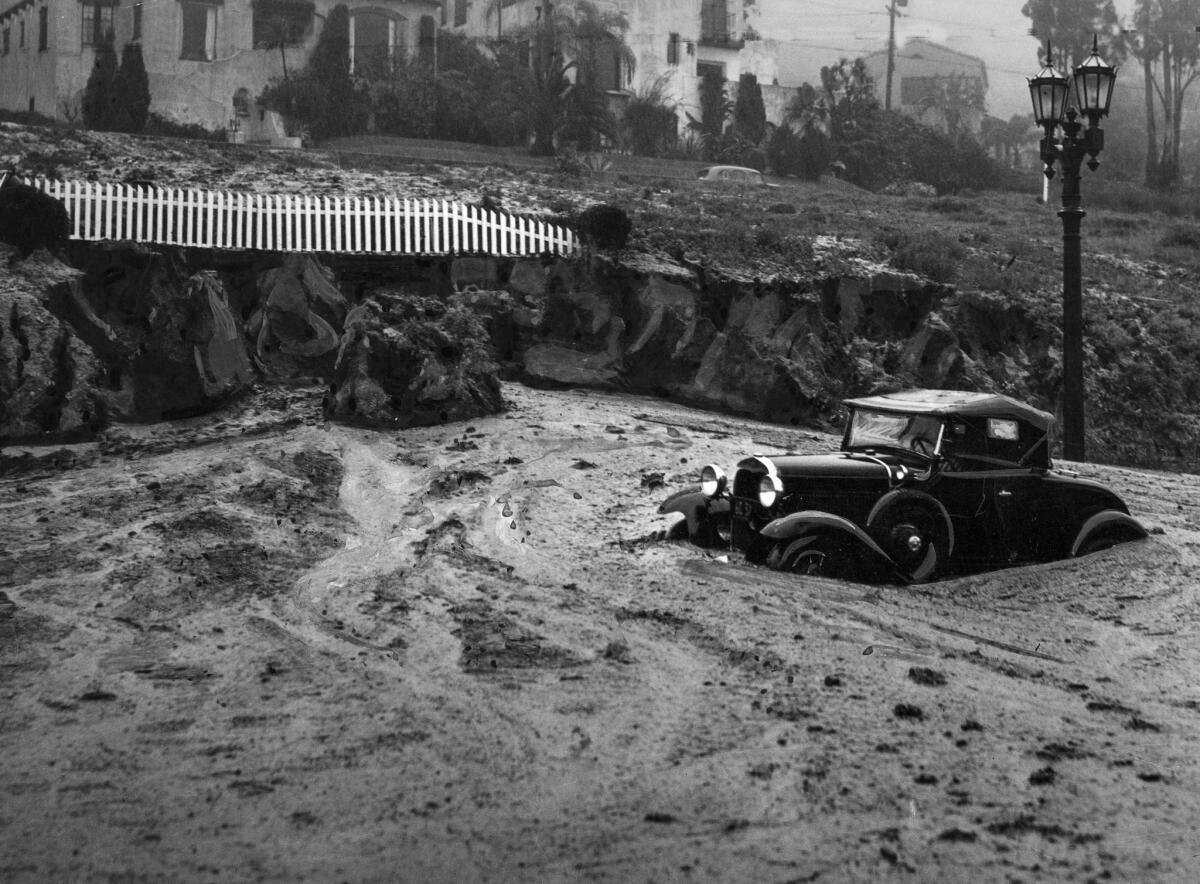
[734, 499, 752, 518]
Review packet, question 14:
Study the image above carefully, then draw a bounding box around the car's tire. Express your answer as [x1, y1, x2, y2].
[1074, 526, 1140, 557]
[694, 510, 733, 549]
[666, 518, 690, 542]
[769, 533, 851, 578]
[867, 500, 943, 583]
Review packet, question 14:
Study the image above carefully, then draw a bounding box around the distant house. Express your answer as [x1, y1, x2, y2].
[862, 37, 988, 135]
[0, 0, 439, 141]
[444, 0, 767, 138]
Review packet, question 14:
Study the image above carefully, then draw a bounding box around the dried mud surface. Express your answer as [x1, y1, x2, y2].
[2, 382, 1199, 883]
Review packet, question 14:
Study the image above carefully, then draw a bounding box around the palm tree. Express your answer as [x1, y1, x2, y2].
[493, 1, 636, 155]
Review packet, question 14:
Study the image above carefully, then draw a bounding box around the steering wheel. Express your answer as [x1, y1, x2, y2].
[910, 437, 934, 457]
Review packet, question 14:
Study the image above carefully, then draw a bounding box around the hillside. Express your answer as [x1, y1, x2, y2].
[5, 121, 1198, 472]
[2, 123, 1200, 882]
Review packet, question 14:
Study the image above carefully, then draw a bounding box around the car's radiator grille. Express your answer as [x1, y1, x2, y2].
[733, 467, 763, 500]
[731, 466, 770, 554]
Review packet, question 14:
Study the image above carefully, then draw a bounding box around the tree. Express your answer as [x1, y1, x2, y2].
[1021, 0, 1122, 74]
[916, 72, 985, 143]
[818, 58, 880, 141]
[82, 36, 118, 131]
[980, 113, 1038, 167]
[110, 42, 151, 133]
[783, 66, 880, 181]
[257, 4, 364, 141]
[620, 77, 677, 156]
[431, 31, 497, 144]
[696, 65, 731, 141]
[493, 0, 634, 155]
[1124, 0, 1200, 187]
[733, 72, 766, 144]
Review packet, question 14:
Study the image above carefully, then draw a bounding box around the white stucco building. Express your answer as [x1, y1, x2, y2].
[0, 0, 439, 137]
[443, 0, 770, 134]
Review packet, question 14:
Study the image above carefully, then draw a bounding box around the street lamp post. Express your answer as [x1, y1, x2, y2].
[1028, 37, 1117, 463]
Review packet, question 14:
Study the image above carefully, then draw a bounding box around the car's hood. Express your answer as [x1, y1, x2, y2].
[738, 452, 897, 481]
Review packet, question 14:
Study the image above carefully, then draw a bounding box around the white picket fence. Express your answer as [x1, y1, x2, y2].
[18, 176, 578, 258]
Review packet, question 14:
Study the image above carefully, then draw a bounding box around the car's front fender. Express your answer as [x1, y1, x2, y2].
[761, 510, 893, 563]
[1070, 510, 1148, 557]
[659, 487, 729, 535]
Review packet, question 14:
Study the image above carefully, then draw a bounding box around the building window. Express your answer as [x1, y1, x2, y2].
[180, 1, 217, 61]
[899, 75, 982, 107]
[19, 18, 26, 48]
[2, 27, 9, 55]
[417, 14, 435, 65]
[38, 6, 48, 50]
[350, 10, 405, 78]
[133, 2, 143, 40]
[667, 32, 679, 65]
[453, 0, 465, 27]
[81, 2, 115, 48]
[701, 0, 737, 45]
[252, 0, 312, 49]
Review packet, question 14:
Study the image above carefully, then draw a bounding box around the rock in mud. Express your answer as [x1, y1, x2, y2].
[0, 177, 70, 258]
[324, 293, 504, 428]
[249, 255, 347, 378]
[0, 251, 108, 441]
[63, 243, 253, 421]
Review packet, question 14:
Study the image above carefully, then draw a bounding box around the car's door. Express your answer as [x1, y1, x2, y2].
[992, 470, 1049, 561]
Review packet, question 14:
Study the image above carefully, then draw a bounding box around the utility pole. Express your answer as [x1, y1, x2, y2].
[884, 0, 907, 112]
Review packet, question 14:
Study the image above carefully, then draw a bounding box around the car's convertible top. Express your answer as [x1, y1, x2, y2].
[844, 389, 1054, 431]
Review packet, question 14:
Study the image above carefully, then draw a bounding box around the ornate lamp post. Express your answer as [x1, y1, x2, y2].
[1028, 37, 1117, 462]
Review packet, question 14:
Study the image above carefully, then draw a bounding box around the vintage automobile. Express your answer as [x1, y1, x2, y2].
[696, 165, 778, 187]
[660, 389, 1147, 583]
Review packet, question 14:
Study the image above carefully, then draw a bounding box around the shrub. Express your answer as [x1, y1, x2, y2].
[576, 203, 632, 251]
[0, 178, 71, 257]
[258, 5, 365, 142]
[143, 113, 226, 141]
[1159, 226, 1200, 249]
[368, 63, 437, 138]
[709, 132, 764, 169]
[877, 227, 965, 283]
[82, 39, 118, 130]
[698, 66, 730, 141]
[622, 88, 678, 157]
[110, 42, 151, 133]
[733, 73, 766, 145]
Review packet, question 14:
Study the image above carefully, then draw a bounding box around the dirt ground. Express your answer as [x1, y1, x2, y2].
[2, 382, 1199, 883]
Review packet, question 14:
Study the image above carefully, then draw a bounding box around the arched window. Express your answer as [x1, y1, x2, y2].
[350, 8, 406, 78]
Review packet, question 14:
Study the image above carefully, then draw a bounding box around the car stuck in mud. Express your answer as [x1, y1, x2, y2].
[661, 389, 1148, 582]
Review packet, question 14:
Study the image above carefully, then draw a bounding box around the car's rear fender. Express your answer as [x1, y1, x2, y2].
[1070, 510, 1149, 557]
[761, 510, 893, 563]
[659, 487, 729, 535]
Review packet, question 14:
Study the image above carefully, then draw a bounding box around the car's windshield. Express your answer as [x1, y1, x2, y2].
[846, 409, 943, 455]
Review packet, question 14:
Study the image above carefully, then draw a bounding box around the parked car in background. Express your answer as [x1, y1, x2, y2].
[660, 389, 1147, 583]
[696, 165, 776, 187]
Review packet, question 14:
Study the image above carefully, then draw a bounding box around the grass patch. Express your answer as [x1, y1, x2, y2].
[876, 227, 965, 283]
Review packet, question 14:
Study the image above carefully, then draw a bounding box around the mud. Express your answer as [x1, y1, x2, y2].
[1, 381, 1198, 882]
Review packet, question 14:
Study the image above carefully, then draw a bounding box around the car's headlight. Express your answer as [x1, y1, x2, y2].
[758, 474, 783, 508]
[700, 464, 727, 498]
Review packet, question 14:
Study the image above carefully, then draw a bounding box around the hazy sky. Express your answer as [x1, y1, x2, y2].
[753, 0, 1138, 120]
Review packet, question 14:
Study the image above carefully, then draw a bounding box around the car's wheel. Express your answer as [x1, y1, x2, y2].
[694, 510, 733, 549]
[867, 502, 942, 583]
[1075, 526, 1138, 557]
[769, 534, 849, 578]
[666, 518, 690, 542]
